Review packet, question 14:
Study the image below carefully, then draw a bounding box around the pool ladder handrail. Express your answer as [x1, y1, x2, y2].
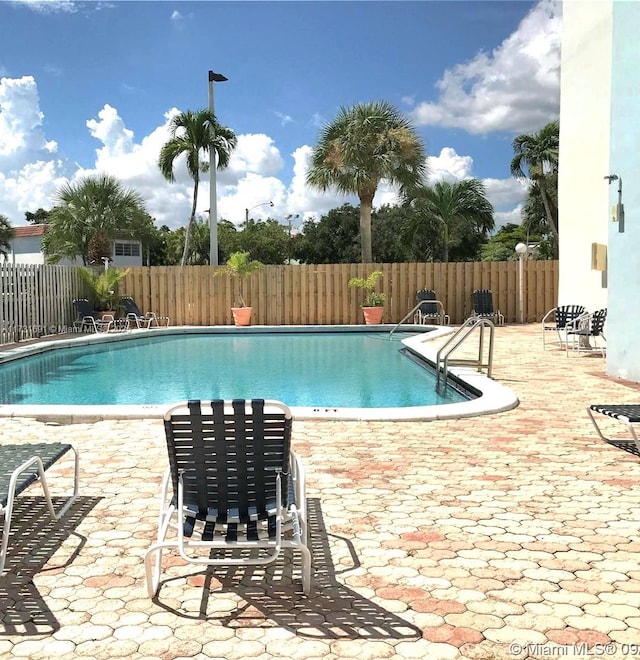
[435, 317, 495, 391]
[389, 299, 447, 339]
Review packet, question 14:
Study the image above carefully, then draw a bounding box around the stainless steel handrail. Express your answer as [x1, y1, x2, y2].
[435, 317, 495, 390]
[389, 300, 447, 339]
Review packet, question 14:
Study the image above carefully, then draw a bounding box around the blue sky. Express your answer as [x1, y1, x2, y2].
[0, 0, 561, 232]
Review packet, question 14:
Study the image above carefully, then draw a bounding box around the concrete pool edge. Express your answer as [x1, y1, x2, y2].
[0, 325, 519, 423]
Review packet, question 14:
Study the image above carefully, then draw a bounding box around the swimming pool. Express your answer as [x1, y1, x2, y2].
[0, 326, 519, 421]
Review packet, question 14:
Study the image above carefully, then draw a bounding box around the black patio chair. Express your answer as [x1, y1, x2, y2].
[541, 304, 587, 350]
[413, 289, 450, 325]
[72, 299, 113, 333]
[566, 308, 607, 356]
[1, 442, 79, 574]
[119, 297, 169, 329]
[587, 404, 640, 453]
[145, 399, 312, 597]
[471, 289, 504, 325]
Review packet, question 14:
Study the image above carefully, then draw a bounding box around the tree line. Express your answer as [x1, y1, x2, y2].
[0, 102, 558, 265]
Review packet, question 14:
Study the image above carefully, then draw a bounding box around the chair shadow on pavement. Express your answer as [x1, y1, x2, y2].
[154, 498, 422, 641]
[0, 495, 101, 636]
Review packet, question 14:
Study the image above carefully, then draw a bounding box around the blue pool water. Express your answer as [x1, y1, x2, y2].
[0, 332, 467, 408]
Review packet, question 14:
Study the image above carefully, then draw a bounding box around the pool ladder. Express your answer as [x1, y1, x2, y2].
[435, 317, 495, 391]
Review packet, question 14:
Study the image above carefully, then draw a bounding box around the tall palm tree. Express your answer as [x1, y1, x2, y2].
[158, 109, 237, 266]
[510, 120, 559, 253]
[306, 101, 427, 263]
[43, 174, 148, 265]
[0, 214, 14, 258]
[405, 179, 494, 262]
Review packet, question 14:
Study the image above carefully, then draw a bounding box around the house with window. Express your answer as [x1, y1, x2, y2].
[6, 225, 144, 267]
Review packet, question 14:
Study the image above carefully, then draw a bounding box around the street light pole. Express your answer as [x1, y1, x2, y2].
[244, 201, 274, 229]
[515, 242, 528, 324]
[208, 70, 228, 266]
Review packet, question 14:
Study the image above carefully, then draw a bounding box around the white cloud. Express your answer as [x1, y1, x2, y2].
[0, 76, 528, 235]
[427, 147, 474, 183]
[10, 0, 78, 13]
[0, 76, 69, 222]
[225, 133, 284, 182]
[411, 0, 561, 134]
[0, 76, 46, 157]
[274, 112, 293, 126]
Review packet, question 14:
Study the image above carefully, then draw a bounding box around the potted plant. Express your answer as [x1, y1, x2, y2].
[78, 266, 130, 318]
[215, 251, 263, 326]
[348, 270, 386, 324]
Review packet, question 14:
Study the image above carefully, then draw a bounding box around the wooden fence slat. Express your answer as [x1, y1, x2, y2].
[0, 261, 559, 345]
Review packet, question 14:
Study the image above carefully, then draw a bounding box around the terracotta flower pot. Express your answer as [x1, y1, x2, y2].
[231, 307, 253, 326]
[362, 306, 384, 325]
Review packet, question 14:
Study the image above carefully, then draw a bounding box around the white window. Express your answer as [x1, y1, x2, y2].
[114, 242, 140, 257]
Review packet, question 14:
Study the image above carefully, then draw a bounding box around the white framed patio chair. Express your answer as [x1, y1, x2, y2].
[1, 442, 79, 574]
[413, 289, 450, 325]
[541, 304, 586, 350]
[565, 308, 607, 356]
[72, 299, 113, 333]
[119, 297, 170, 329]
[471, 289, 504, 326]
[587, 404, 640, 453]
[145, 399, 312, 597]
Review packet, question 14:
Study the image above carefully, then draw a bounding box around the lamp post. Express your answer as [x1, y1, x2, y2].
[285, 214, 300, 264]
[515, 242, 528, 324]
[604, 174, 624, 232]
[208, 70, 228, 266]
[244, 201, 274, 228]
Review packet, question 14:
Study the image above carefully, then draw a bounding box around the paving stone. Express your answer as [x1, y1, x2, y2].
[2, 325, 640, 659]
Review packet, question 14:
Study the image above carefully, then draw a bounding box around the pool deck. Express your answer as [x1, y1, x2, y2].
[2, 323, 640, 659]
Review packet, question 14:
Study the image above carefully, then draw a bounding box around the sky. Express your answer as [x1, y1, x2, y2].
[0, 0, 562, 234]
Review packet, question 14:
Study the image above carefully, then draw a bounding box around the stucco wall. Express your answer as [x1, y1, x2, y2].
[607, 2, 640, 381]
[558, 0, 611, 311]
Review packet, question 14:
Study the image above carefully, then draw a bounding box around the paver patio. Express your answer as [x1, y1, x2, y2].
[1, 324, 639, 660]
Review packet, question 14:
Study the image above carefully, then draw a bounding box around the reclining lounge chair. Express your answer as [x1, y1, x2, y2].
[587, 404, 640, 453]
[414, 289, 450, 325]
[471, 289, 504, 326]
[1, 442, 79, 574]
[72, 299, 114, 333]
[145, 399, 312, 596]
[120, 297, 170, 329]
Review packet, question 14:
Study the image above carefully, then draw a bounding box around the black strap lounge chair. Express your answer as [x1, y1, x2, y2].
[72, 298, 114, 333]
[565, 308, 607, 356]
[145, 399, 312, 597]
[541, 304, 587, 350]
[1, 442, 79, 574]
[471, 289, 504, 326]
[413, 289, 450, 325]
[119, 297, 170, 329]
[587, 405, 640, 453]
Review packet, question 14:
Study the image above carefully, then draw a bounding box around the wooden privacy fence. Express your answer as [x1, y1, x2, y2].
[0, 263, 83, 344]
[0, 261, 558, 346]
[120, 260, 558, 327]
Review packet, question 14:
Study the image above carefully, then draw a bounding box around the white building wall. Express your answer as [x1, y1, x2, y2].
[557, 0, 612, 311]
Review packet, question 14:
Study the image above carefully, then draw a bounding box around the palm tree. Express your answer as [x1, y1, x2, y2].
[306, 101, 427, 263]
[158, 109, 237, 266]
[0, 214, 14, 258]
[510, 120, 559, 253]
[43, 174, 149, 265]
[405, 179, 494, 262]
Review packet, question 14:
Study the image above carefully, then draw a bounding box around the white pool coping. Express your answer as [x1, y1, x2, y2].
[0, 325, 519, 423]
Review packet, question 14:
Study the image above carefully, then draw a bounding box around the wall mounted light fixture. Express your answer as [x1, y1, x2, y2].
[604, 174, 624, 232]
